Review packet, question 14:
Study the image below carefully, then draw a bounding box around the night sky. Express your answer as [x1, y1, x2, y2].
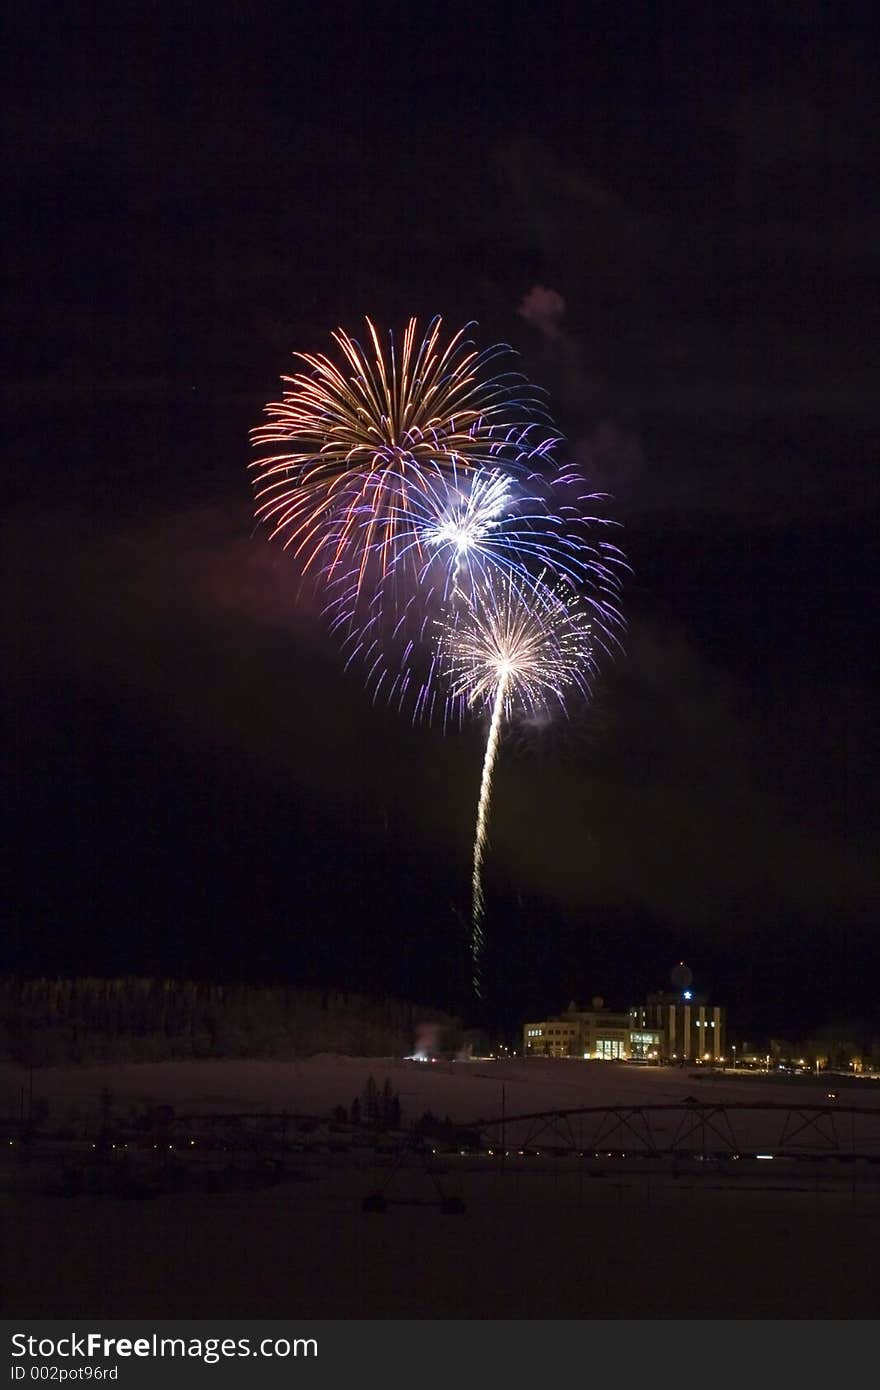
[5, 4, 879, 1039]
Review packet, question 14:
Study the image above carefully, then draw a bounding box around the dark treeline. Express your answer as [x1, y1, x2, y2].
[0, 976, 460, 1066]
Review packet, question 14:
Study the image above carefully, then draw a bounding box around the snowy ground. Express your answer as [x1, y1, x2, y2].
[4, 1058, 880, 1319]
[3, 1053, 879, 1127]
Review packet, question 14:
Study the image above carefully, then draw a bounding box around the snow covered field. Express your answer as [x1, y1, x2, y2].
[4, 1057, 879, 1319]
[3, 1053, 879, 1127]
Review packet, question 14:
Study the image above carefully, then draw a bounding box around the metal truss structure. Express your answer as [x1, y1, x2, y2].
[466, 1101, 880, 1162]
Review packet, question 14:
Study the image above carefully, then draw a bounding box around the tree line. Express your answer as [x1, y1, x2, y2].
[0, 975, 461, 1066]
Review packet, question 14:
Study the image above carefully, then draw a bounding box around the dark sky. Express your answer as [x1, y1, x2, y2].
[5, 3, 879, 1038]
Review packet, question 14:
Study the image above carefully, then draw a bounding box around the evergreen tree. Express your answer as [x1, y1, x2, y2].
[362, 1076, 380, 1128]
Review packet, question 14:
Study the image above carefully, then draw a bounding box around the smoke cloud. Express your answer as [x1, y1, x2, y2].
[517, 285, 566, 341]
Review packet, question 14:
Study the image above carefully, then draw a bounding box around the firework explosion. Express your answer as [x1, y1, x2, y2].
[250, 316, 554, 594]
[385, 463, 622, 601]
[322, 462, 625, 721]
[251, 317, 624, 1003]
[440, 575, 599, 997]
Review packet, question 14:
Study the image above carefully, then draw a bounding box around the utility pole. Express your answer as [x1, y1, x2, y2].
[500, 1083, 506, 1177]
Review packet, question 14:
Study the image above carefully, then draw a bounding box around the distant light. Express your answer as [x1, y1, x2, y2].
[756, 1154, 774, 1161]
[683, 990, 692, 1000]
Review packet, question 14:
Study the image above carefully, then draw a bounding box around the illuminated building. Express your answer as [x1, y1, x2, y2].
[629, 995, 726, 1062]
[522, 965, 727, 1064]
[523, 997, 632, 1059]
[630, 962, 726, 1062]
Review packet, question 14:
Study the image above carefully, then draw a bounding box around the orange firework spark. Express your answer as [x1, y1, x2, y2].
[250, 316, 554, 593]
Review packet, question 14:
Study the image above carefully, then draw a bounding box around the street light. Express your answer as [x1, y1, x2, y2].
[732, 1044, 737, 1071]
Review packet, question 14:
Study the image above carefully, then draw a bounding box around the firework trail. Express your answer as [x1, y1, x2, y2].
[441, 575, 597, 996]
[469, 668, 509, 996]
[250, 317, 554, 596]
